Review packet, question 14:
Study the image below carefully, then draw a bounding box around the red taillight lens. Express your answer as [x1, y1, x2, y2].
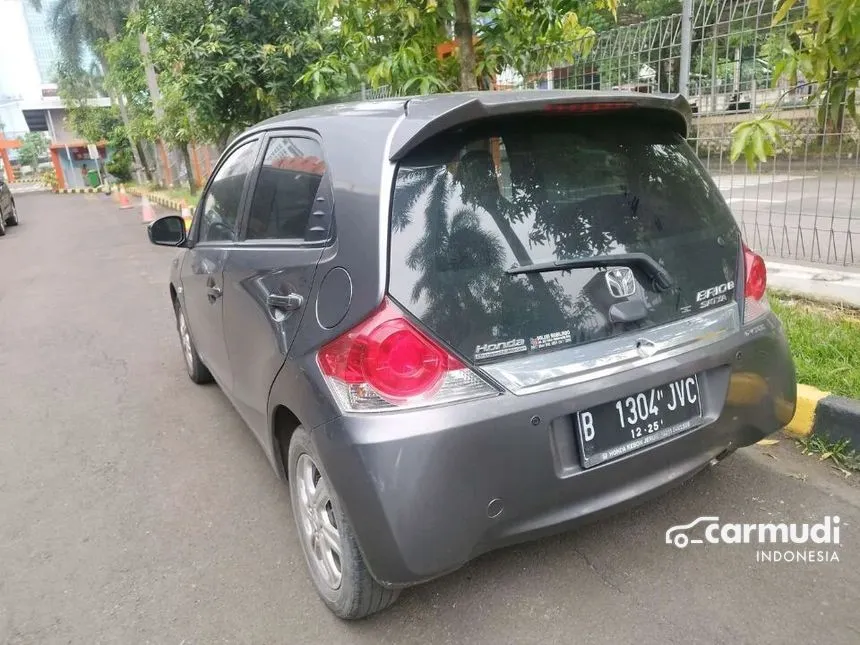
[364, 319, 453, 399]
[742, 243, 769, 323]
[317, 299, 492, 410]
[743, 243, 767, 300]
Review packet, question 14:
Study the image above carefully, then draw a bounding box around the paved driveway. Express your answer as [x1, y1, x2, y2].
[1, 193, 858, 644]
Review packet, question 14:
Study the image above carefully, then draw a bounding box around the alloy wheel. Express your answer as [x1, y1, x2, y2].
[295, 453, 343, 590]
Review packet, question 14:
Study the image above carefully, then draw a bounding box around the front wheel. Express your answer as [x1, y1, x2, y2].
[288, 427, 399, 619]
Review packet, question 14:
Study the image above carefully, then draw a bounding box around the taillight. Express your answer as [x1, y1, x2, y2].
[317, 298, 497, 412]
[543, 102, 633, 114]
[742, 243, 769, 322]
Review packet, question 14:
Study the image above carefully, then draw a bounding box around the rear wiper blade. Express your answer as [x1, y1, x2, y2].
[506, 252, 673, 291]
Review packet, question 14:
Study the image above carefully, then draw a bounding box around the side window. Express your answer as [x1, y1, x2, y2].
[198, 140, 257, 243]
[245, 137, 327, 241]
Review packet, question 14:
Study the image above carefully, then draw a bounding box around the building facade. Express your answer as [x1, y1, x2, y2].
[0, 0, 109, 185]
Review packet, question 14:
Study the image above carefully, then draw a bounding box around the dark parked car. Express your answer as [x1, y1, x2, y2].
[0, 176, 20, 235]
[147, 91, 796, 619]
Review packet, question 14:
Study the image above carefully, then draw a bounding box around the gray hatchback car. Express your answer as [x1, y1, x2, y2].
[148, 91, 796, 619]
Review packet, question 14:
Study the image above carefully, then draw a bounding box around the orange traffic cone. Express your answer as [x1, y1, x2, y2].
[141, 195, 155, 222]
[118, 185, 133, 210]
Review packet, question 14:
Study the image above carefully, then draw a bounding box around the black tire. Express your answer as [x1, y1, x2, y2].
[287, 427, 399, 619]
[173, 300, 213, 384]
[6, 201, 18, 226]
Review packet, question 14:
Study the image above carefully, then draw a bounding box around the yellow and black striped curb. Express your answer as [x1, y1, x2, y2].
[123, 186, 196, 212]
[53, 187, 110, 194]
[783, 384, 860, 445]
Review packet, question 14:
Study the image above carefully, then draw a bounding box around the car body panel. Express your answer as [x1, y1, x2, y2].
[180, 245, 232, 384]
[310, 313, 795, 585]
[222, 242, 325, 443]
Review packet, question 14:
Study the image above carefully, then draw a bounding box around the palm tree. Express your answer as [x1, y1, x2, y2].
[29, 0, 152, 181]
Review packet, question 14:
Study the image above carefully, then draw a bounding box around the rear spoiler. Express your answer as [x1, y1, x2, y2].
[389, 91, 692, 161]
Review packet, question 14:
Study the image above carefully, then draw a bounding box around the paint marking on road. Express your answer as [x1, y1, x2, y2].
[713, 175, 816, 189]
[726, 197, 787, 205]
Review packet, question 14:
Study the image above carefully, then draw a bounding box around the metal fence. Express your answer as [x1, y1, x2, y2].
[357, 0, 858, 267]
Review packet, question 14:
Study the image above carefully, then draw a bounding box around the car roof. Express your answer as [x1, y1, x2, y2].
[251, 90, 691, 159]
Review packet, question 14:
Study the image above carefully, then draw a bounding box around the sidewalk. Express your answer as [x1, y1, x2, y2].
[766, 257, 860, 308]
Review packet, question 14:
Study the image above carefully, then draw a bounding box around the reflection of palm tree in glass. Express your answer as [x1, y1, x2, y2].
[395, 166, 588, 348]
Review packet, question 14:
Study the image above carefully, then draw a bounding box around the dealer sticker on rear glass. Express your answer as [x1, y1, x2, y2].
[530, 330, 572, 351]
[474, 338, 527, 361]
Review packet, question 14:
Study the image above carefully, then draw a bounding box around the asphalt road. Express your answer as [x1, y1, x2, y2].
[1, 192, 859, 644]
[710, 170, 860, 267]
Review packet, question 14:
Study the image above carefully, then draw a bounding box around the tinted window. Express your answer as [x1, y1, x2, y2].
[198, 140, 257, 243]
[388, 115, 740, 363]
[245, 137, 326, 240]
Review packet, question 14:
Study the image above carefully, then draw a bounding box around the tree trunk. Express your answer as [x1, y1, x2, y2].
[115, 92, 149, 182]
[96, 41, 147, 184]
[453, 0, 478, 91]
[180, 144, 196, 195]
[138, 32, 169, 186]
[135, 140, 153, 182]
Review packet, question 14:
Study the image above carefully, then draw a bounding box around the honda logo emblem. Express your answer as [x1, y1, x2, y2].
[605, 267, 636, 298]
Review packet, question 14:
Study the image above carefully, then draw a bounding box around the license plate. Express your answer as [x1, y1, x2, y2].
[575, 376, 703, 468]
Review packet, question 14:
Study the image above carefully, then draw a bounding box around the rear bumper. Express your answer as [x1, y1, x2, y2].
[312, 314, 795, 586]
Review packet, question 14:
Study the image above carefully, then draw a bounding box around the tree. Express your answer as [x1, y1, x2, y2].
[29, 0, 152, 180]
[19, 132, 49, 173]
[301, 0, 617, 98]
[731, 0, 860, 168]
[139, 0, 323, 148]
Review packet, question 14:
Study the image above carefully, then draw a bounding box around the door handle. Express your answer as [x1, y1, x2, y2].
[267, 293, 304, 312]
[207, 285, 223, 301]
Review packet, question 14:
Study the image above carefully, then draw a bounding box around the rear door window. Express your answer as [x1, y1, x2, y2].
[388, 114, 740, 363]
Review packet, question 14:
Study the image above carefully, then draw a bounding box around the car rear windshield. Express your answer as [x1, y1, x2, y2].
[388, 114, 740, 364]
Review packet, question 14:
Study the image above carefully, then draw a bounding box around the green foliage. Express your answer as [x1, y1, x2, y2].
[301, 0, 459, 98]
[732, 0, 860, 166]
[102, 30, 156, 143]
[478, 1, 599, 82]
[138, 0, 322, 144]
[729, 116, 792, 169]
[105, 148, 133, 181]
[301, 0, 617, 97]
[58, 64, 124, 145]
[18, 132, 49, 170]
[770, 294, 860, 401]
[797, 435, 860, 474]
[40, 167, 59, 190]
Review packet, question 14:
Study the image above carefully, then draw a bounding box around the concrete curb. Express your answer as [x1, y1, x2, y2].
[53, 187, 110, 194]
[767, 261, 860, 309]
[783, 384, 860, 445]
[124, 186, 195, 212]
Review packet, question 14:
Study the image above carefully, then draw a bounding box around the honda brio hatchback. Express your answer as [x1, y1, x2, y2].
[147, 91, 796, 619]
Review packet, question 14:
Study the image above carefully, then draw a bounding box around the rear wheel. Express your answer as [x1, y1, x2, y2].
[287, 427, 399, 619]
[6, 202, 18, 226]
[173, 301, 212, 384]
